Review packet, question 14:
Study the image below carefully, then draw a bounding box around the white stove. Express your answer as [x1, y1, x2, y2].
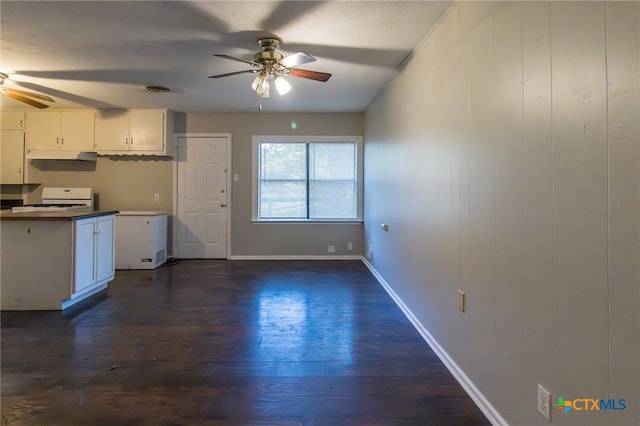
[12, 187, 94, 212]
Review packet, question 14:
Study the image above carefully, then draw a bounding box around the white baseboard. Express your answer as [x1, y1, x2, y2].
[361, 258, 507, 426]
[230, 255, 363, 261]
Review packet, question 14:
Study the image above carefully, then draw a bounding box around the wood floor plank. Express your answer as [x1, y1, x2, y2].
[1, 260, 489, 425]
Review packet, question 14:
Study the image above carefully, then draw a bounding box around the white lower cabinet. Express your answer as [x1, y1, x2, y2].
[74, 215, 115, 295]
[0, 213, 116, 310]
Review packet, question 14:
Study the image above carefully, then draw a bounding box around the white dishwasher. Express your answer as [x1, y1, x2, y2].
[115, 211, 168, 269]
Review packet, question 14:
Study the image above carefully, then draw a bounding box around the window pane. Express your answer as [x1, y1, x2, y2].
[259, 142, 307, 218]
[309, 181, 356, 219]
[309, 143, 356, 219]
[259, 181, 306, 218]
[309, 143, 355, 179]
[260, 143, 306, 179]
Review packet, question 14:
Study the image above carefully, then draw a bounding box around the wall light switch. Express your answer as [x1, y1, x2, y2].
[457, 290, 465, 312]
[233, 174, 239, 182]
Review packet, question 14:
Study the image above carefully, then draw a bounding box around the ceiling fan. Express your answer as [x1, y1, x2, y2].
[209, 37, 331, 102]
[0, 72, 55, 109]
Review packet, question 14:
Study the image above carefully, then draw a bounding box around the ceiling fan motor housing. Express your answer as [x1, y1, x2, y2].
[254, 37, 286, 74]
[254, 50, 283, 64]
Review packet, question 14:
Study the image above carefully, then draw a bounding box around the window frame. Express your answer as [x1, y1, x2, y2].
[252, 135, 364, 222]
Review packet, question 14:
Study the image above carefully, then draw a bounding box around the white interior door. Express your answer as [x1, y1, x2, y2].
[176, 136, 229, 258]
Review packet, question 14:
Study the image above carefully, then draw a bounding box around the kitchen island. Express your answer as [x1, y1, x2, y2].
[1, 210, 119, 310]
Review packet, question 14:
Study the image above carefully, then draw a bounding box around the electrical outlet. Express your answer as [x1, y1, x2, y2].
[538, 384, 551, 421]
[347, 242, 353, 251]
[328, 245, 335, 253]
[153, 193, 160, 201]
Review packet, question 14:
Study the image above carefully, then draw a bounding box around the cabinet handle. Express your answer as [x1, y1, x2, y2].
[18, 167, 22, 175]
[61, 137, 64, 145]
[20, 119, 23, 128]
[130, 137, 133, 145]
[125, 138, 128, 145]
[56, 137, 59, 145]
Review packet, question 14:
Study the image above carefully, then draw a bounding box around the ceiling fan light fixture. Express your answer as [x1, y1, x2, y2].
[274, 75, 291, 96]
[252, 73, 270, 98]
[211, 37, 332, 107]
[251, 73, 264, 91]
[258, 81, 270, 98]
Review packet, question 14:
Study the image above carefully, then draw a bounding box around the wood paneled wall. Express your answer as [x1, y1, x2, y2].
[364, 2, 639, 424]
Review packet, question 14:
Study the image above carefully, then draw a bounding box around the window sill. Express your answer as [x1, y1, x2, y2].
[252, 219, 363, 225]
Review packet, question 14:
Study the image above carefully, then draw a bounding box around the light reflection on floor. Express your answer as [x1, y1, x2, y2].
[256, 280, 355, 366]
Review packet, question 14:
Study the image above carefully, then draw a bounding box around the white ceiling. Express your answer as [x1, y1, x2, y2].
[0, 1, 451, 113]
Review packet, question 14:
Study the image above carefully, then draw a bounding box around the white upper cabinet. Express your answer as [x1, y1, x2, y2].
[26, 110, 95, 151]
[95, 109, 173, 156]
[94, 111, 129, 150]
[130, 110, 165, 151]
[1, 131, 25, 184]
[1, 111, 25, 130]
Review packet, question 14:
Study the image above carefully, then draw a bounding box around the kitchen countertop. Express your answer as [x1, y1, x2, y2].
[0, 210, 119, 221]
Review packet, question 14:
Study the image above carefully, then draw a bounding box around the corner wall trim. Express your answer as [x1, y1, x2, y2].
[361, 258, 508, 426]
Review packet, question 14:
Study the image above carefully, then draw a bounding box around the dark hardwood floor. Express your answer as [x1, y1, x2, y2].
[1, 260, 490, 425]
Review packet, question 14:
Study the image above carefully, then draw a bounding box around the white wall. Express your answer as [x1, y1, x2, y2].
[186, 113, 364, 257]
[364, 2, 639, 425]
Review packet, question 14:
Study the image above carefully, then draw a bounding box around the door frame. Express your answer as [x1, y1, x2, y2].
[172, 133, 232, 259]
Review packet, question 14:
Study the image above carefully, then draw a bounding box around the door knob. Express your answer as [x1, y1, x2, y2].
[220, 202, 227, 207]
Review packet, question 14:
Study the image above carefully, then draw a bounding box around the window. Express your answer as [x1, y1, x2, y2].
[253, 135, 363, 221]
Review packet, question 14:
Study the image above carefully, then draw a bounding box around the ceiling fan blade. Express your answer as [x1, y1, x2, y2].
[3, 91, 50, 109]
[213, 54, 260, 67]
[280, 52, 316, 68]
[4, 87, 54, 102]
[208, 69, 258, 79]
[288, 68, 332, 82]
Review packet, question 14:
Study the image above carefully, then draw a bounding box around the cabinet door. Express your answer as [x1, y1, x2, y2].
[26, 111, 60, 150]
[60, 110, 95, 150]
[74, 218, 97, 293]
[96, 215, 115, 282]
[130, 110, 164, 151]
[0, 132, 24, 184]
[1, 111, 25, 130]
[95, 110, 130, 151]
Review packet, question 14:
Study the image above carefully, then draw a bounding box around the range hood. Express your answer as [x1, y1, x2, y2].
[26, 150, 97, 161]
